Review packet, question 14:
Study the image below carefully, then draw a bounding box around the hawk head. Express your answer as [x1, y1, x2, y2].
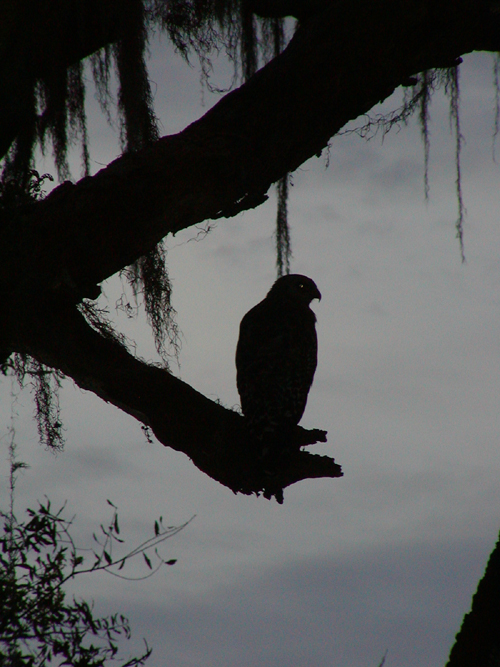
[266, 274, 322, 306]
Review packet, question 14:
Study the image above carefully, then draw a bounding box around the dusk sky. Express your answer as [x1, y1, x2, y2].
[2, 34, 500, 667]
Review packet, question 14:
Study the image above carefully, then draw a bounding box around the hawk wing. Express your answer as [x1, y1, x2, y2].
[236, 298, 317, 437]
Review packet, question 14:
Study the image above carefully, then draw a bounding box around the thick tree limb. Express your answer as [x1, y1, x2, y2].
[10, 300, 341, 502]
[2, 0, 500, 307]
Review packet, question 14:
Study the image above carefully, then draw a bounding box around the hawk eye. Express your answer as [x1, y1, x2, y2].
[298, 283, 304, 289]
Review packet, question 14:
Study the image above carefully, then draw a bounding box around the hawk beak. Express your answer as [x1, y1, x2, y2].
[315, 288, 322, 301]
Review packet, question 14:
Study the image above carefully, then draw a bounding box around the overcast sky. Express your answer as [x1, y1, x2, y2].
[2, 35, 500, 667]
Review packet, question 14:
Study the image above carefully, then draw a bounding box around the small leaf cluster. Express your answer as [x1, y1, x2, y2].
[91, 499, 186, 581]
[0, 489, 190, 665]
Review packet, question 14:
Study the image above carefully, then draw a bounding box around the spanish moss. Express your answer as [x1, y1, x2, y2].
[260, 16, 286, 63]
[1, 86, 38, 189]
[276, 174, 291, 278]
[268, 17, 291, 278]
[342, 72, 435, 141]
[343, 66, 467, 260]
[78, 301, 130, 350]
[38, 68, 71, 180]
[419, 70, 432, 200]
[67, 63, 90, 177]
[115, 0, 175, 362]
[446, 66, 466, 263]
[114, 1, 159, 151]
[10, 354, 65, 452]
[126, 243, 181, 365]
[90, 46, 114, 121]
[240, 2, 258, 80]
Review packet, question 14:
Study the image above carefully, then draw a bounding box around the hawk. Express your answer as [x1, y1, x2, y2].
[236, 274, 321, 443]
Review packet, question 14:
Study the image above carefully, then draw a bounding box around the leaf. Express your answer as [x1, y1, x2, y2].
[154, 520, 159, 536]
[114, 514, 120, 535]
[143, 553, 152, 569]
[166, 559, 177, 566]
[103, 550, 112, 565]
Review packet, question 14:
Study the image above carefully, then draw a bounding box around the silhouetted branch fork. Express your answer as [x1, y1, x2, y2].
[252, 450, 342, 503]
[295, 427, 328, 446]
[281, 450, 342, 488]
[8, 301, 340, 498]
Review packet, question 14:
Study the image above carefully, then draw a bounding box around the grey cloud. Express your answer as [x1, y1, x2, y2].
[114, 536, 491, 667]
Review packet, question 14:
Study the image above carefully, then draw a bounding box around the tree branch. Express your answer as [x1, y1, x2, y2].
[10, 300, 341, 502]
[2, 0, 499, 307]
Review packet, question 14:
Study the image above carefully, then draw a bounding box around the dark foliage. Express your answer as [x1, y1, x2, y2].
[0, 441, 188, 665]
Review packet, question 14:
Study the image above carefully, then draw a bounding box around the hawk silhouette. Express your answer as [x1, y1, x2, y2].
[236, 274, 321, 443]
